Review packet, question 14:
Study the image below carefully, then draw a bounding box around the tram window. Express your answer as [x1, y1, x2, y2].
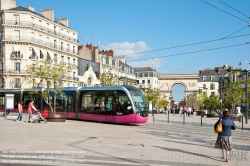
[94, 92, 105, 113]
[23, 93, 39, 109]
[115, 90, 133, 115]
[80, 93, 93, 113]
[66, 94, 73, 112]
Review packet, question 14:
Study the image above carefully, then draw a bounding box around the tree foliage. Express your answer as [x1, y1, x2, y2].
[204, 93, 220, 112]
[99, 72, 118, 86]
[197, 92, 206, 109]
[25, 60, 72, 115]
[158, 98, 170, 110]
[141, 88, 160, 106]
[224, 80, 244, 114]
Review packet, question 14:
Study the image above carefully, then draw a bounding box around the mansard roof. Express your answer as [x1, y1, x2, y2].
[134, 67, 156, 72]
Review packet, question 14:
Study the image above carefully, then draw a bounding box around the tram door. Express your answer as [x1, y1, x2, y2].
[106, 91, 114, 122]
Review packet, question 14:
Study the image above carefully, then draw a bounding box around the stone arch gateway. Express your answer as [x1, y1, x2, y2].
[159, 74, 199, 101]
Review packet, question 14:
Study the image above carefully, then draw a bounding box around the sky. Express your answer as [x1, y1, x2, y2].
[17, 0, 250, 101]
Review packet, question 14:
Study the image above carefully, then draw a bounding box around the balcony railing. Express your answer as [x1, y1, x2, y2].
[3, 36, 79, 55]
[0, 69, 27, 75]
[2, 20, 79, 43]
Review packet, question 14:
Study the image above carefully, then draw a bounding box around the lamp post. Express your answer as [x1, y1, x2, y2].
[245, 70, 249, 124]
[219, 76, 223, 112]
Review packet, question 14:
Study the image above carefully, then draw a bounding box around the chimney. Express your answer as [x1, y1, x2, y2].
[105, 50, 114, 57]
[27, 6, 35, 12]
[229, 67, 232, 72]
[217, 67, 220, 74]
[86, 43, 93, 50]
[0, 0, 16, 10]
[56, 18, 68, 27]
[40, 8, 54, 21]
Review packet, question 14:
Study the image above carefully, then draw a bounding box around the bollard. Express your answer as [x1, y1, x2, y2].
[168, 110, 169, 123]
[183, 112, 185, 125]
[201, 114, 203, 127]
[153, 112, 155, 122]
[242, 115, 243, 131]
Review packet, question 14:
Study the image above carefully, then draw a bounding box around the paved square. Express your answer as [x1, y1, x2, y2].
[0, 113, 249, 166]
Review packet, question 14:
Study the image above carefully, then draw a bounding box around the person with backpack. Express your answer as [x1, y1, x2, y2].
[214, 109, 236, 162]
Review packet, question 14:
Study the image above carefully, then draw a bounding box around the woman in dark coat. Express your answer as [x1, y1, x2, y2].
[214, 109, 236, 162]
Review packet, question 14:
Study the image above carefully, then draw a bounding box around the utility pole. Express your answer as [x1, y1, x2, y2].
[245, 70, 248, 124]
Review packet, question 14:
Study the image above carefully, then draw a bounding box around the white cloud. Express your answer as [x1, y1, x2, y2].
[128, 58, 164, 69]
[104, 41, 150, 58]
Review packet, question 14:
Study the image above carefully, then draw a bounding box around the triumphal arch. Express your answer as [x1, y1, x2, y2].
[159, 74, 199, 101]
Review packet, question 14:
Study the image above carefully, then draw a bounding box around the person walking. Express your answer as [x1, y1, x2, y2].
[183, 106, 187, 117]
[187, 107, 192, 117]
[214, 109, 236, 162]
[179, 106, 183, 117]
[28, 100, 38, 123]
[16, 101, 23, 122]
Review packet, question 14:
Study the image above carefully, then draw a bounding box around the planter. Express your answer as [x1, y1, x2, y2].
[197, 111, 204, 116]
[46, 114, 67, 122]
[206, 114, 219, 118]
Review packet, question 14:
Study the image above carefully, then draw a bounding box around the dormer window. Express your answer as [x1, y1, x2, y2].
[210, 76, 214, 81]
[202, 76, 206, 81]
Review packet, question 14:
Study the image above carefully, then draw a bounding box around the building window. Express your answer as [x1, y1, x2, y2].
[15, 62, 20, 73]
[54, 40, 57, 48]
[202, 76, 206, 81]
[54, 26, 57, 34]
[67, 57, 70, 65]
[61, 55, 64, 64]
[54, 54, 58, 62]
[73, 46, 75, 54]
[40, 50, 44, 59]
[136, 80, 139, 84]
[14, 30, 20, 40]
[31, 32, 35, 42]
[61, 42, 63, 50]
[14, 15, 20, 25]
[67, 44, 70, 52]
[203, 84, 206, 88]
[87, 77, 92, 86]
[142, 80, 145, 84]
[211, 76, 214, 81]
[15, 78, 21, 88]
[210, 83, 215, 90]
[148, 80, 150, 83]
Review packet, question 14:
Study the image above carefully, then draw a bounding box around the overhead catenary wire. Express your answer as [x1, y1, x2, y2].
[127, 42, 250, 62]
[200, 0, 249, 23]
[218, 0, 249, 19]
[114, 33, 250, 57]
[222, 25, 249, 39]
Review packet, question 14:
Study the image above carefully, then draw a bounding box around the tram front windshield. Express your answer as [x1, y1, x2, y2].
[128, 89, 147, 113]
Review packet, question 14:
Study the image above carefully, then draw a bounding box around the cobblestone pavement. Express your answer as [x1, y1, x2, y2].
[0, 113, 249, 166]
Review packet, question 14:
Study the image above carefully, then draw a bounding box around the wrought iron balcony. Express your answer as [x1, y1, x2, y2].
[3, 20, 78, 43]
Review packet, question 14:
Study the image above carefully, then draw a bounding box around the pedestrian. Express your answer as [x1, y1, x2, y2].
[179, 106, 183, 117]
[183, 106, 187, 117]
[214, 109, 236, 162]
[16, 101, 23, 122]
[28, 100, 38, 123]
[187, 107, 192, 117]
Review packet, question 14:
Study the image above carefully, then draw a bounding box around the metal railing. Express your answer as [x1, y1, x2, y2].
[2, 20, 78, 43]
[3, 36, 79, 55]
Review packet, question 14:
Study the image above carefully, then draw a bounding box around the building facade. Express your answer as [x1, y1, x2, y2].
[0, 0, 79, 88]
[134, 67, 160, 89]
[78, 44, 136, 86]
[198, 65, 233, 97]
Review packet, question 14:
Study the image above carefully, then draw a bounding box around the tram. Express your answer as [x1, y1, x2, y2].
[0, 86, 148, 124]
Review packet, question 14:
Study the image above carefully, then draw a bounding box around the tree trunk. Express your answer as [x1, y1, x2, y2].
[53, 93, 56, 115]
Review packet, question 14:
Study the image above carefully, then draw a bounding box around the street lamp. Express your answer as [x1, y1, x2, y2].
[244, 69, 249, 124]
[219, 76, 223, 112]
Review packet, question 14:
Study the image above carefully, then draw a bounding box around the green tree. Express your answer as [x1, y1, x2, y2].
[99, 72, 118, 86]
[25, 60, 72, 115]
[197, 92, 206, 110]
[141, 88, 160, 107]
[158, 98, 170, 110]
[204, 93, 220, 112]
[224, 81, 244, 114]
